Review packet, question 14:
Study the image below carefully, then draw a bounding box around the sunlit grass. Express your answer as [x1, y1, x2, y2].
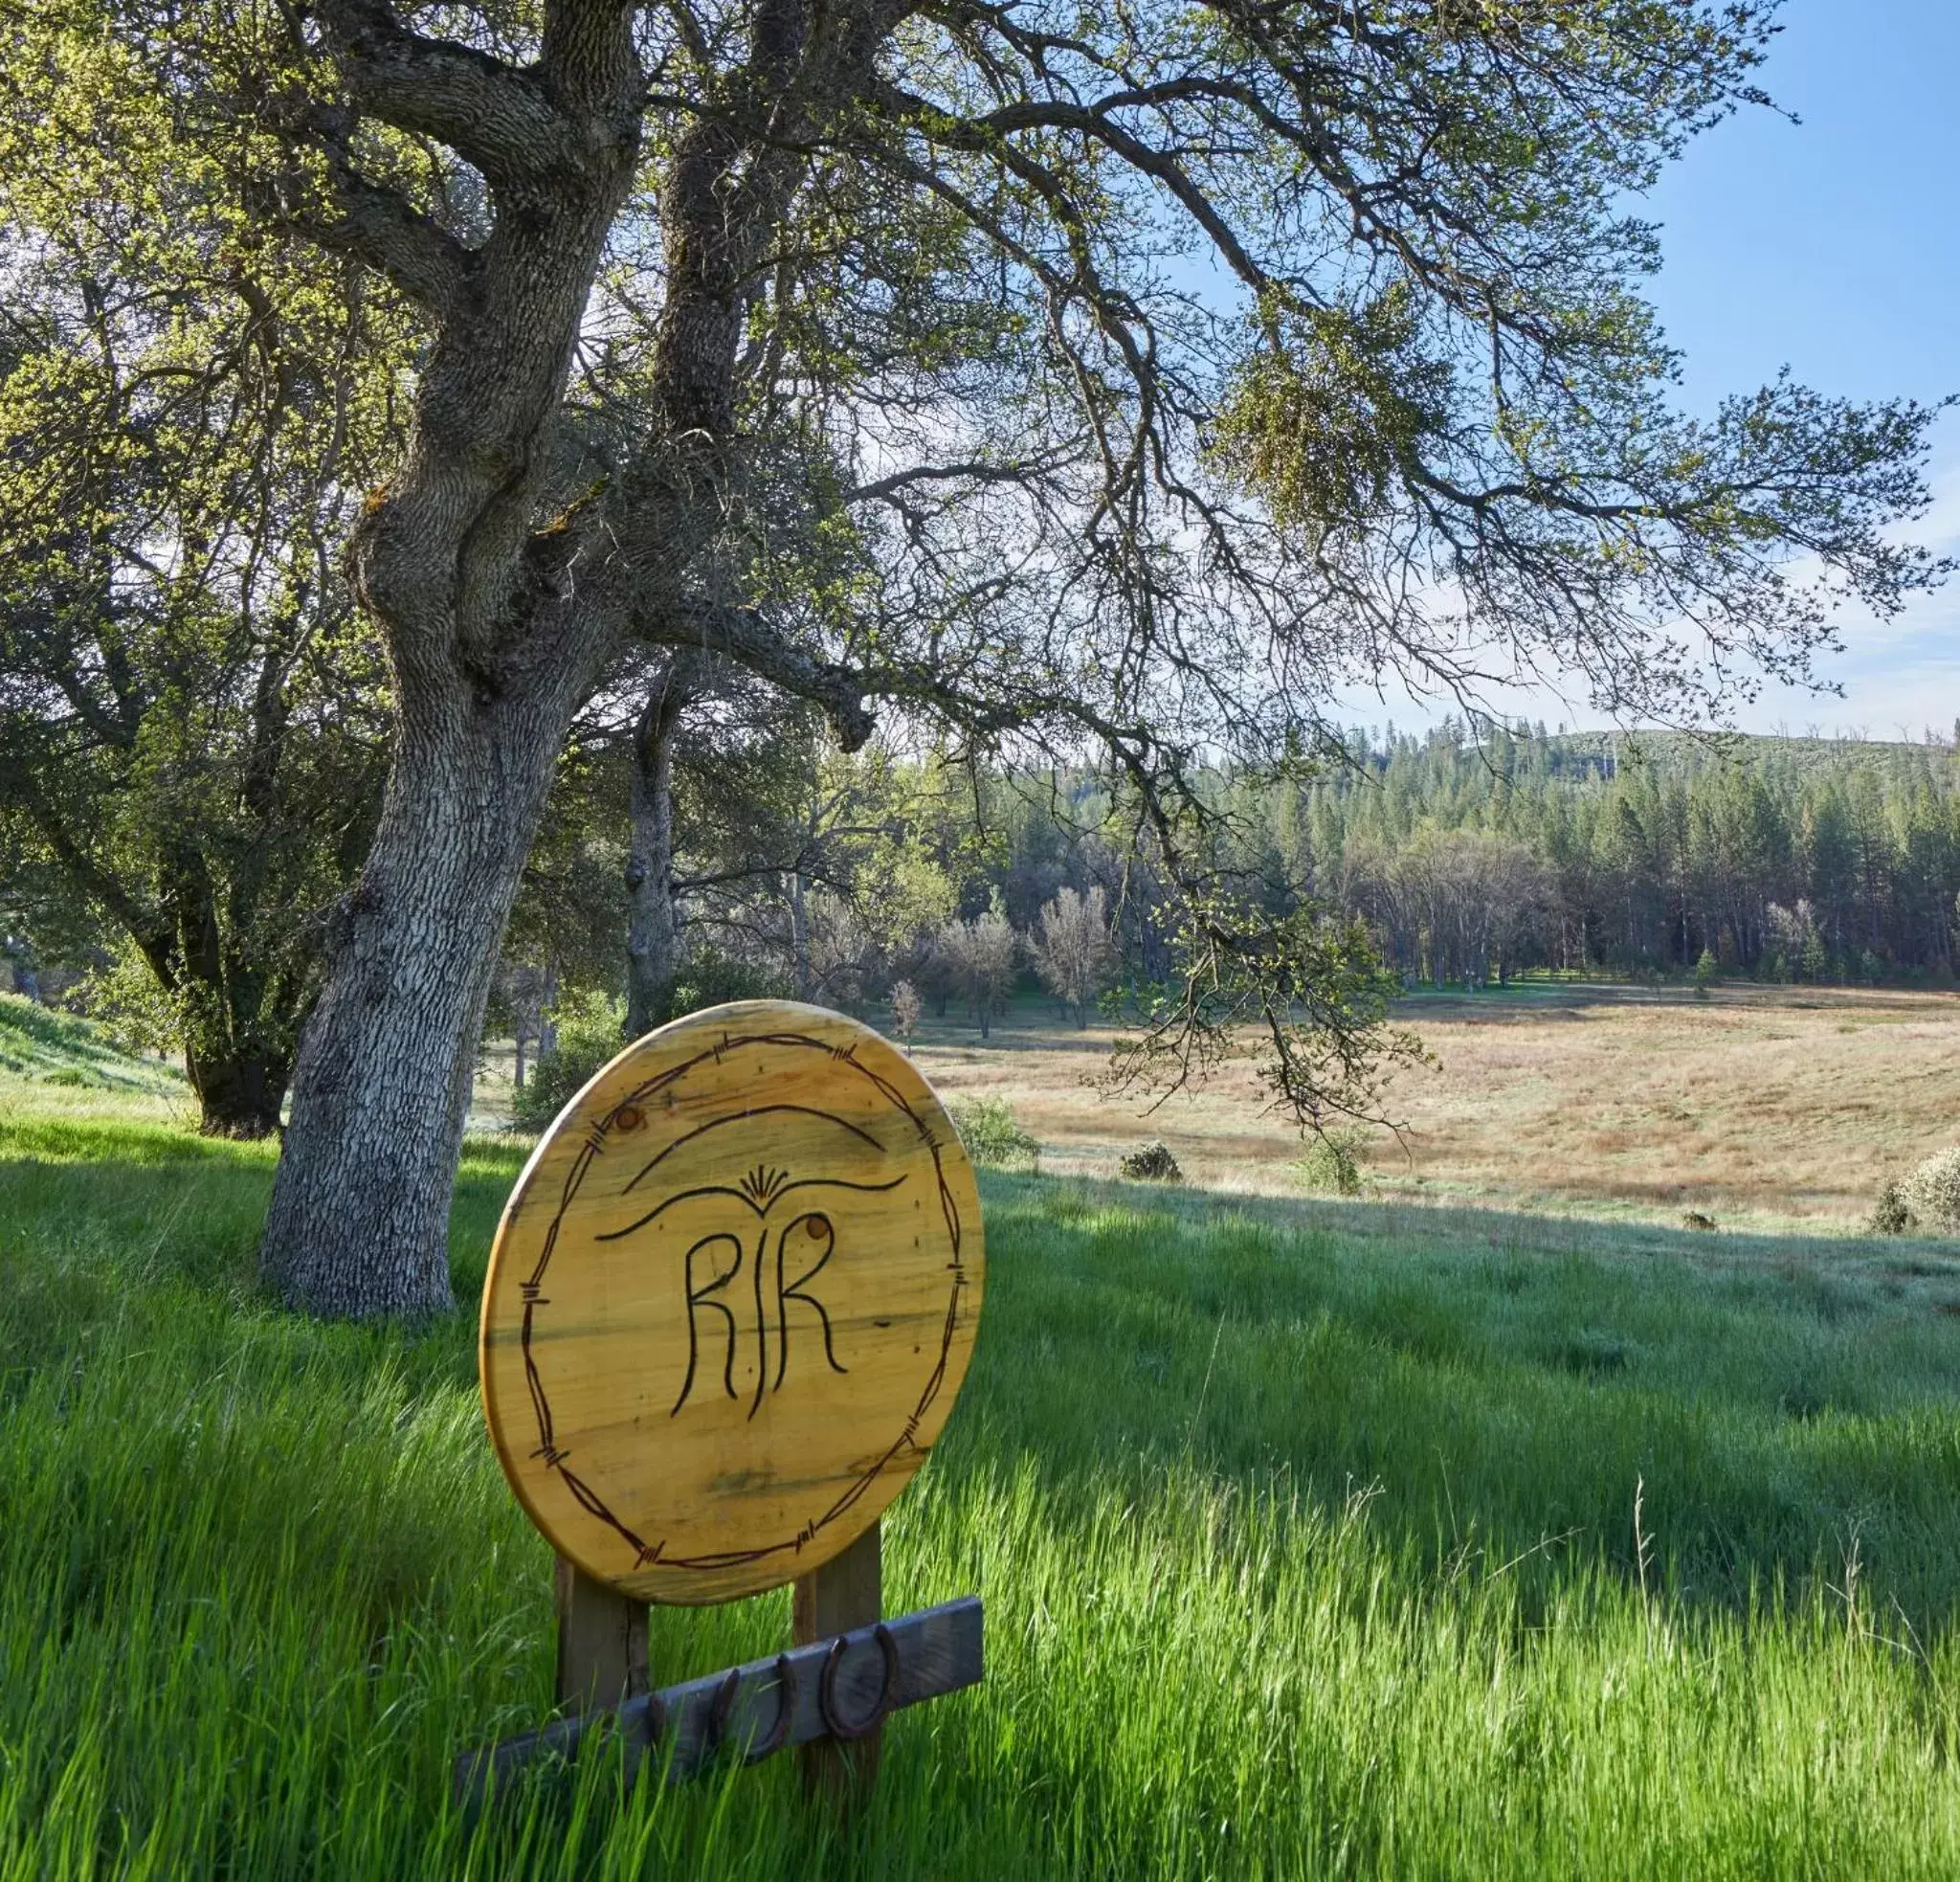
[904, 983, 1960, 1231]
[5, 1095, 1960, 1876]
[0, 993, 187, 1115]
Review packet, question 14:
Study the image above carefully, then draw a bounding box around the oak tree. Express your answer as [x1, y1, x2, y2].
[15, 0, 1945, 1311]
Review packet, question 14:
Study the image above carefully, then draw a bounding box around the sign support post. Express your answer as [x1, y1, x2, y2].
[791, 1519, 882, 1801]
[554, 1556, 649, 1713]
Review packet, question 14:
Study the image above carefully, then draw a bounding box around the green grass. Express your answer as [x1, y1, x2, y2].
[0, 994, 185, 1098]
[6, 1092, 1960, 1876]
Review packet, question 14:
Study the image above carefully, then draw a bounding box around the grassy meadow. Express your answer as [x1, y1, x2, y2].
[907, 980, 1960, 1230]
[7, 989, 1960, 1875]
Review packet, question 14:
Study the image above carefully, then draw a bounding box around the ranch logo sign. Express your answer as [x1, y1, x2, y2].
[460, 1000, 986, 1802]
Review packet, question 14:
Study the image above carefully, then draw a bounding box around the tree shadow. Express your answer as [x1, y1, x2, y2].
[964, 1170, 1960, 1635]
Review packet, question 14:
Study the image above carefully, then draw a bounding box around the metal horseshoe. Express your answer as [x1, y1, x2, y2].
[749, 1653, 798, 1759]
[707, 1668, 743, 1752]
[817, 1624, 900, 1742]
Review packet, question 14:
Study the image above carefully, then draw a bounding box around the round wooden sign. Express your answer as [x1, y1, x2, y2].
[479, 1000, 984, 1605]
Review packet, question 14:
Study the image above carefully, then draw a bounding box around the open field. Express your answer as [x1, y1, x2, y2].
[903, 982, 1960, 1231]
[8, 1044, 1960, 1876]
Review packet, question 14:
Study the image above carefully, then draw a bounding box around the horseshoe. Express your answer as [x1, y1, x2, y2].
[707, 1668, 743, 1752]
[748, 1653, 799, 1759]
[817, 1624, 900, 1742]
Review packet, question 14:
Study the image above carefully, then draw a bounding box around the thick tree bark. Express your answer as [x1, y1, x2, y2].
[255, 0, 647, 1315]
[259, 692, 568, 1315]
[625, 661, 695, 1037]
[187, 1046, 290, 1138]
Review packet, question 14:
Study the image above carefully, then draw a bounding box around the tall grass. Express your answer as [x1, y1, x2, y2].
[4, 1102, 1960, 1876]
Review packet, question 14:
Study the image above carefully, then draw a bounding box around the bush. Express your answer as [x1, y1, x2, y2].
[1296, 1131, 1364, 1197]
[1868, 1178, 1916, 1237]
[1901, 1150, 1960, 1234]
[1120, 1141, 1182, 1182]
[947, 1096, 1039, 1170]
[510, 991, 626, 1133]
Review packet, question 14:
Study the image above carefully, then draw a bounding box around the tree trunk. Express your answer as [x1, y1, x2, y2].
[537, 959, 561, 1059]
[258, 699, 566, 1317]
[245, 0, 882, 1319]
[626, 661, 693, 1037]
[790, 870, 812, 998]
[186, 1044, 290, 1138]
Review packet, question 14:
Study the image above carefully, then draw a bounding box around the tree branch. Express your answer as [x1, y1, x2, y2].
[641, 603, 875, 751]
[278, 151, 476, 318]
[311, 0, 586, 190]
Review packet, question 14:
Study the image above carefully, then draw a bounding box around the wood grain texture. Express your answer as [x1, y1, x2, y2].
[453, 1598, 985, 1804]
[793, 1520, 882, 1799]
[480, 1000, 984, 1603]
[553, 1557, 648, 1711]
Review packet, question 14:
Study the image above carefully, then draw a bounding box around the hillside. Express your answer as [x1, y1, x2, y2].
[0, 992, 188, 1100]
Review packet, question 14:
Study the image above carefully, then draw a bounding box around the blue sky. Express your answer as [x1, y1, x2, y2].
[1348, 0, 1960, 740]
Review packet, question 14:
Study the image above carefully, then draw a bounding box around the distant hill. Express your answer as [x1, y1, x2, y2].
[1524, 728, 1954, 784]
[0, 993, 186, 1095]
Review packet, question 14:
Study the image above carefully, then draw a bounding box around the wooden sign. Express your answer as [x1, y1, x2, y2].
[479, 999, 985, 1607]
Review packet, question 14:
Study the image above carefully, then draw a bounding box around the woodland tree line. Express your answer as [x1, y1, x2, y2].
[485, 718, 1960, 1075]
[1293, 725, 1960, 988]
[26, 695, 1960, 1129]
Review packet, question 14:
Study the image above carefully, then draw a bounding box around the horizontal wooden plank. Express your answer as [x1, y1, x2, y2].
[455, 1596, 983, 1805]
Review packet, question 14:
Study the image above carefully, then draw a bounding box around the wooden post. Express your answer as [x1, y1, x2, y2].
[555, 1556, 649, 1712]
[791, 1518, 881, 1801]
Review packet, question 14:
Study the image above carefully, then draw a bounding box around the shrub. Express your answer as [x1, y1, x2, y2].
[511, 991, 626, 1133]
[1868, 1179, 1916, 1237]
[947, 1096, 1039, 1170]
[1901, 1150, 1960, 1234]
[1296, 1131, 1364, 1198]
[1120, 1141, 1182, 1182]
[1694, 948, 1719, 993]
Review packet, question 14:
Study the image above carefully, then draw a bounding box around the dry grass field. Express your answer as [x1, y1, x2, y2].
[904, 982, 1960, 1232]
